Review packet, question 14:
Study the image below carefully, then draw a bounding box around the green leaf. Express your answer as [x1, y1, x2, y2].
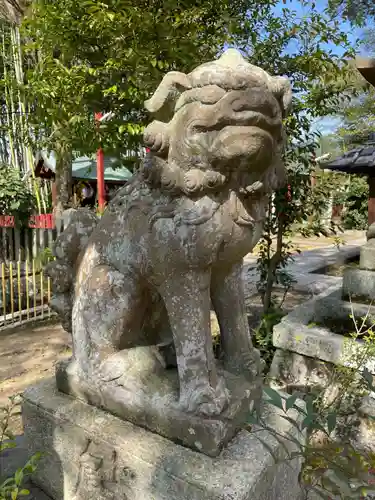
[0, 441, 17, 452]
[263, 387, 284, 410]
[301, 413, 315, 430]
[285, 393, 299, 411]
[280, 414, 302, 432]
[14, 468, 24, 485]
[246, 413, 260, 425]
[327, 412, 337, 434]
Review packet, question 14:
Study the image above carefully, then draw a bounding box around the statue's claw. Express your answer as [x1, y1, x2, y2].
[179, 377, 230, 417]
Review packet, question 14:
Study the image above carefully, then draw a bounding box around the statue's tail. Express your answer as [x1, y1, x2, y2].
[45, 209, 98, 333]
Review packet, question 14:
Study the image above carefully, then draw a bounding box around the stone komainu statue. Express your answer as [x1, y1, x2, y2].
[46, 49, 292, 419]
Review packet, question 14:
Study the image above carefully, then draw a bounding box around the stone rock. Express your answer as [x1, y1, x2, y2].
[270, 286, 375, 460]
[359, 392, 375, 418]
[269, 349, 364, 411]
[360, 240, 375, 271]
[366, 222, 375, 241]
[22, 379, 305, 500]
[342, 267, 375, 300]
[273, 285, 375, 373]
[268, 349, 332, 394]
[45, 48, 292, 444]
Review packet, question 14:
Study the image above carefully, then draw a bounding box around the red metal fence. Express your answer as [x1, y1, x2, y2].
[0, 214, 55, 229]
[0, 214, 57, 262]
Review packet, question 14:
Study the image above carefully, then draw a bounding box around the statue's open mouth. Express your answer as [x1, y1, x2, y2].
[192, 109, 283, 152]
[201, 110, 282, 138]
[209, 124, 276, 166]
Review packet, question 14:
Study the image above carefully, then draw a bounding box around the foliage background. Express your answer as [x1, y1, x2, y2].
[0, 163, 33, 224]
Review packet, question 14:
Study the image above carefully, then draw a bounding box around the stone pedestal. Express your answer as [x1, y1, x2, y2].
[270, 283, 375, 458]
[342, 268, 375, 301]
[360, 239, 375, 271]
[55, 349, 263, 458]
[342, 239, 375, 300]
[22, 379, 304, 500]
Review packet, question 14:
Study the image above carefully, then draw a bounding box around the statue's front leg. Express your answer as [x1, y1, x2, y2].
[159, 269, 229, 416]
[72, 264, 144, 378]
[211, 262, 264, 380]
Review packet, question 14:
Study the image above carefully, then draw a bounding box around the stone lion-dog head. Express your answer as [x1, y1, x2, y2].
[142, 49, 292, 201]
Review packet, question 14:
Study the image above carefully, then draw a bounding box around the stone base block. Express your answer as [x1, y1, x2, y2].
[268, 349, 333, 394]
[273, 285, 375, 374]
[360, 241, 375, 271]
[268, 349, 361, 411]
[342, 267, 375, 301]
[268, 349, 375, 461]
[22, 379, 304, 500]
[55, 348, 262, 457]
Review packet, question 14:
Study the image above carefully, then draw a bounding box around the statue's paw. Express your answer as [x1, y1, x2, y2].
[60, 358, 80, 380]
[179, 377, 230, 417]
[97, 351, 126, 382]
[224, 348, 264, 380]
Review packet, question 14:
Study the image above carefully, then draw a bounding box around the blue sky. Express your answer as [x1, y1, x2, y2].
[273, 0, 370, 136]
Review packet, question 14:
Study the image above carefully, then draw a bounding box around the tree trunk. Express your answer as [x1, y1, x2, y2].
[54, 148, 73, 221]
[0, 0, 28, 25]
[262, 216, 285, 314]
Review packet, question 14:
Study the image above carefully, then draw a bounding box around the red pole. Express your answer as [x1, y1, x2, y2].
[95, 112, 105, 212]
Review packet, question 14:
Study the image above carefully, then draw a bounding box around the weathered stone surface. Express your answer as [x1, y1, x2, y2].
[268, 349, 333, 393]
[269, 350, 375, 459]
[342, 267, 375, 300]
[56, 353, 262, 457]
[44, 48, 292, 447]
[355, 393, 375, 454]
[343, 227, 375, 297]
[268, 349, 365, 410]
[359, 239, 375, 271]
[45, 208, 98, 333]
[273, 285, 375, 373]
[359, 392, 375, 418]
[22, 379, 305, 500]
[367, 222, 375, 241]
[269, 249, 375, 462]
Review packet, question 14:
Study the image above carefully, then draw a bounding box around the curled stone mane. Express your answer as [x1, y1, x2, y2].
[142, 49, 292, 198]
[140, 154, 227, 196]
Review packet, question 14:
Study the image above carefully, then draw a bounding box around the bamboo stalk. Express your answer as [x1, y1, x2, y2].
[9, 261, 14, 321]
[47, 276, 51, 318]
[1, 29, 18, 170]
[25, 259, 29, 320]
[32, 257, 36, 317]
[1, 262, 6, 325]
[10, 25, 42, 213]
[17, 259, 21, 322]
[40, 268, 44, 319]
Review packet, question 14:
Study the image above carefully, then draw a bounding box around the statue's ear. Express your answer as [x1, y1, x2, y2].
[271, 76, 292, 118]
[144, 71, 191, 122]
